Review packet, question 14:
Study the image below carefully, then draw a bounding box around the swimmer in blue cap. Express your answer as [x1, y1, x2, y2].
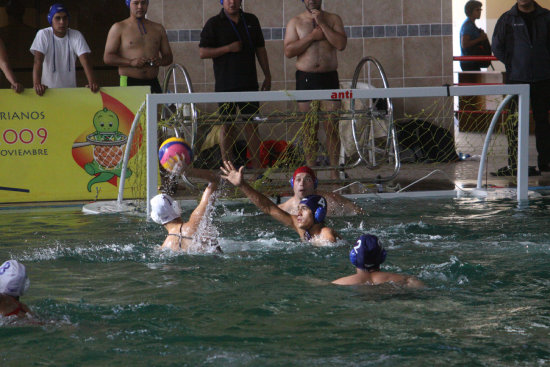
[221, 160, 340, 245]
[30, 3, 98, 96]
[332, 234, 424, 288]
[104, 0, 172, 93]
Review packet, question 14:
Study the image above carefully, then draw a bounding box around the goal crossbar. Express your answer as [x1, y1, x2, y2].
[145, 84, 530, 217]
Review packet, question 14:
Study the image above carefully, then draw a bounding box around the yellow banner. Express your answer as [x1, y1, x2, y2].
[0, 87, 149, 203]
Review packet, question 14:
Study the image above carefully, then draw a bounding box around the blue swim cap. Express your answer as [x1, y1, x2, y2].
[126, 0, 149, 7]
[299, 194, 327, 223]
[47, 3, 69, 25]
[350, 234, 387, 271]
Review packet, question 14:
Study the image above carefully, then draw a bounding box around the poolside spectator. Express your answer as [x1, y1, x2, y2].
[492, 0, 550, 175]
[199, 0, 271, 170]
[104, 0, 173, 93]
[150, 166, 221, 253]
[0, 37, 23, 93]
[460, 0, 492, 71]
[332, 234, 424, 288]
[284, 0, 347, 179]
[30, 3, 98, 96]
[0, 260, 32, 318]
[221, 160, 340, 246]
[278, 166, 363, 216]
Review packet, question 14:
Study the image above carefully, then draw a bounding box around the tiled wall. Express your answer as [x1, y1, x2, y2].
[149, 0, 453, 119]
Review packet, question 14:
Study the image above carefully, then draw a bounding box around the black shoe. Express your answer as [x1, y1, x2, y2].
[491, 166, 540, 177]
[491, 166, 516, 176]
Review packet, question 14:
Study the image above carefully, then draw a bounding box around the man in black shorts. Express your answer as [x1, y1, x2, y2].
[284, 0, 347, 179]
[199, 0, 271, 169]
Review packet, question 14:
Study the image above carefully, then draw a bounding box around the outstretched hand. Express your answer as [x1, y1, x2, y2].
[220, 160, 244, 187]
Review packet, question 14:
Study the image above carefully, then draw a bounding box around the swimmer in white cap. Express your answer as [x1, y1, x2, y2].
[151, 167, 221, 253]
[278, 165, 363, 216]
[221, 160, 340, 246]
[332, 234, 424, 288]
[0, 260, 32, 317]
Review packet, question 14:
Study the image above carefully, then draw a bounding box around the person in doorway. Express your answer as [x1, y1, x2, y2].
[332, 234, 424, 288]
[0, 37, 23, 93]
[199, 0, 271, 170]
[220, 160, 339, 245]
[278, 166, 363, 216]
[0, 260, 32, 318]
[104, 0, 173, 93]
[284, 0, 347, 179]
[30, 3, 98, 96]
[492, 0, 550, 175]
[460, 0, 492, 71]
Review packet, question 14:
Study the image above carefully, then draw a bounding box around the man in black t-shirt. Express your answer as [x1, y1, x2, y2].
[199, 0, 271, 169]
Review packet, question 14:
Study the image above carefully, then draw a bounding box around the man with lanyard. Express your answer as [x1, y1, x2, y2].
[104, 0, 173, 93]
[30, 3, 98, 96]
[492, 0, 550, 175]
[220, 160, 339, 246]
[199, 0, 271, 170]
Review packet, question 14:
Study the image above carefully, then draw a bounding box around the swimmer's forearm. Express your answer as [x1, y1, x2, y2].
[284, 36, 315, 58]
[103, 53, 132, 67]
[318, 25, 347, 51]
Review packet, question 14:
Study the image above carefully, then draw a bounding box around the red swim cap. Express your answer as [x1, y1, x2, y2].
[292, 166, 316, 182]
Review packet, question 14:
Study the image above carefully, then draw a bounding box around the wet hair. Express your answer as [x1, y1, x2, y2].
[465, 1, 482, 17]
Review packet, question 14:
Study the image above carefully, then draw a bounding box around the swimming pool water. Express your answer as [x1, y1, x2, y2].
[1, 197, 549, 366]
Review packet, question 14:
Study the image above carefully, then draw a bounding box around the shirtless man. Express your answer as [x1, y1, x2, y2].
[332, 234, 425, 288]
[0, 260, 32, 318]
[284, 0, 347, 178]
[221, 160, 339, 246]
[104, 0, 173, 93]
[150, 167, 221, 253]
[278, 166, 363, 216]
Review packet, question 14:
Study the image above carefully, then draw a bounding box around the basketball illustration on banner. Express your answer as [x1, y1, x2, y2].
[158, 137, 193, 173]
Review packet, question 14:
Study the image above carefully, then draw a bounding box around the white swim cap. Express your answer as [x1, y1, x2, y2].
[150, 194, 182, 224]
[0, 260, 30, 297]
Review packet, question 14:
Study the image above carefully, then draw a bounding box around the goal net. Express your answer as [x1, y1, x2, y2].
[141, 83, 529, 215]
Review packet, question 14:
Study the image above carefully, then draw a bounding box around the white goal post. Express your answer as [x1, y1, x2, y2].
[145, 84, 530, 217]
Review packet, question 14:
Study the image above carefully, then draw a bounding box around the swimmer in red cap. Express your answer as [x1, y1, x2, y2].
[278, 166, 363, 216]
[332, 234, 424, 288]
[221, 160, 340, 245]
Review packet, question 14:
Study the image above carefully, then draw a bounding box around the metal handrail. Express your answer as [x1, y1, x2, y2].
[349, 56, 400, 182]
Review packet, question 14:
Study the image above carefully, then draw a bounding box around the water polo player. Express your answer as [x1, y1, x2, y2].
[150, 167, 221, 253]
[332, 234, 424, 288]
[278, 166, 363, 216]
[220, 160, 339, 245]
[0, 260, 32, 318]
